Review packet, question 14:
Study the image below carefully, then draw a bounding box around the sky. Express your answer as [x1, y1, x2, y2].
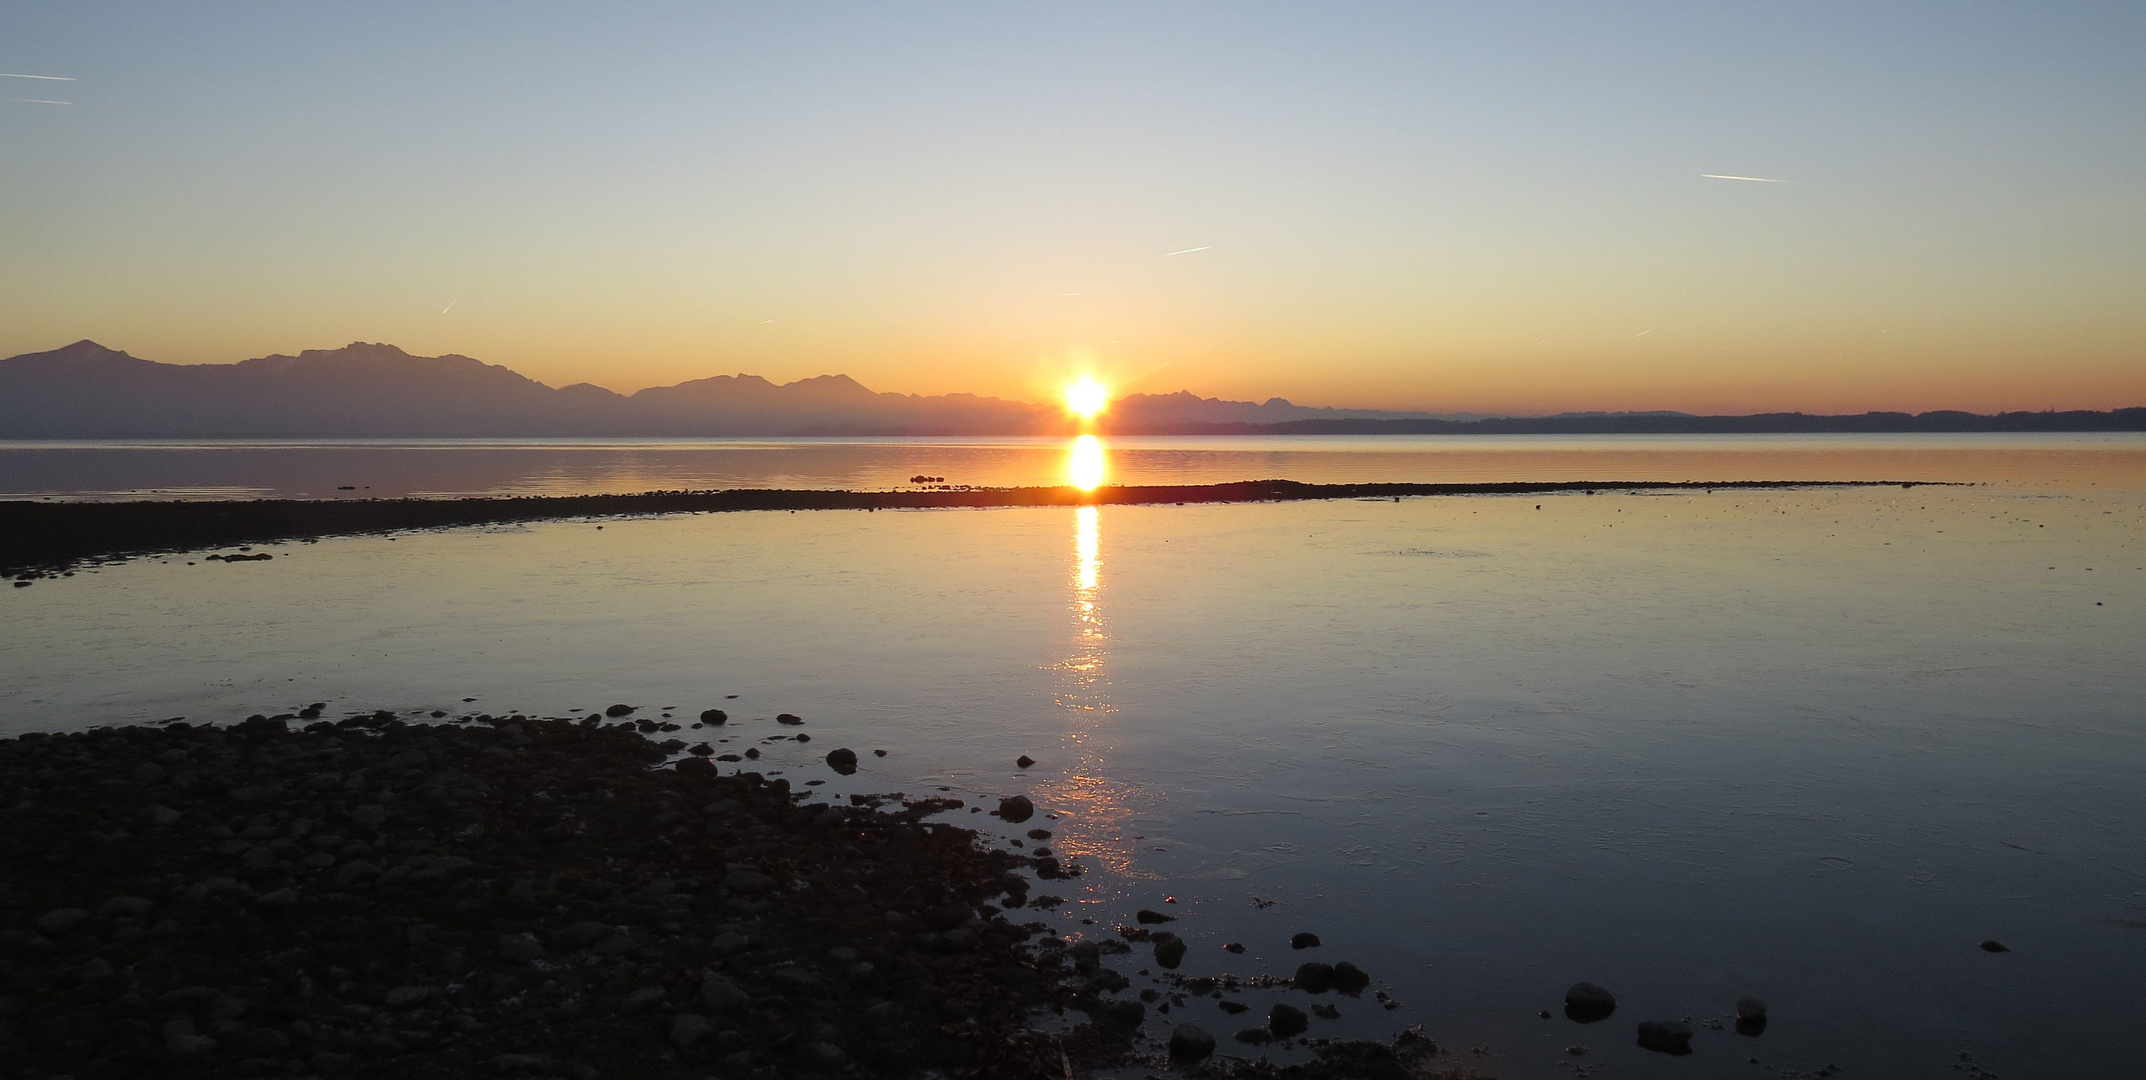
[3, 2, 2143, 415]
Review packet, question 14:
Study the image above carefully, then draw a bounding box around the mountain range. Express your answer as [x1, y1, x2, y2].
[0, 340, 1468, 437]
[1, 340, 2140, 437]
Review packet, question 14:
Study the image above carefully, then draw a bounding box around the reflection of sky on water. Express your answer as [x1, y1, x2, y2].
[5, 433, 2146, 500]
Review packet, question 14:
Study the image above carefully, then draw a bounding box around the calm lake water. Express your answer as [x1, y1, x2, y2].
[4, 434, 2144, 1078]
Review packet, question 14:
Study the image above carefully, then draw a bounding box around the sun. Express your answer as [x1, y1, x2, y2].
[1064, 377, 1110, 421]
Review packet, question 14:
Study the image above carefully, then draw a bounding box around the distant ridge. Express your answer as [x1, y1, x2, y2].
[1, 340, 2140, 437]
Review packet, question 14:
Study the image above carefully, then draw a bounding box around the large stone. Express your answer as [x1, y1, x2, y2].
[1636, 1019, 1693, 1055]
[1294, 962, 1335, 994]
[701, 974, 751, 1011]
[1153, 932, 1187, 969]
[997, 795, 1035, 823]
[825, 748, 859, 775]
[1268, 1002, 1309, 1038]
[723, 869, 778, 895]
[1564, 981, 1617, 1023]
[1169, 1023, 1217, 1063]
[97, 896, 154, 919]
[36, 908, 91, 937]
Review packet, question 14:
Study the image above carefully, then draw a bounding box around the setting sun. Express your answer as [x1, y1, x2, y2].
[1064, 377, 1110, 421]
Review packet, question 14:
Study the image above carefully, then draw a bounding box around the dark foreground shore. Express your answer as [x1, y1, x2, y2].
[0, 715, 1486, 1080]
[0, 479, 1928, 578]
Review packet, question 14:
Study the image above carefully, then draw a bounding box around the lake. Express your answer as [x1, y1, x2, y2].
[3, 433, 2142, 1078]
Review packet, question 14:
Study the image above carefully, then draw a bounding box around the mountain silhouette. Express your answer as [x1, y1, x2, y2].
[0, 341, 1449, 437]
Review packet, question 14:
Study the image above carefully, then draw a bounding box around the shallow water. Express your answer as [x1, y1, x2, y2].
[4, 439, 2144, 1077]
[4, 432, 2144, 499]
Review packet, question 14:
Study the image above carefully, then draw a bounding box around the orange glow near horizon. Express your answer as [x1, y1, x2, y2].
[1067, 434, 1107, 491]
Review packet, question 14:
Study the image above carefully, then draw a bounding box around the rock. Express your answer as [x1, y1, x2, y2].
[1153, 933, 1187, 969]
[1980, 939, 2010, 953]
[1291, 931, 1322, 949]
[334, 861, 382, 886]
[1169, 1023, 1217, 1063]
[776, 713, 804, 725]
[36, 908, 91, 937]
[825, 748, 859, 775]
[350, 804, 387, 829]
[131, 761, 167, 783]
[1233, 1027, 1273, 1045]
[1564, 981, 1617, 1023]
[1016, 755, 1036, 769]
[1736, 996, 1767, 1021]
[384, 986, 430, 1009]
[997, 795, 1035, 823]
[1636, 1019, 1694, 1055]
[700, 709, 728, 724]
[1136, 908, 1176, 924]
[701, 974, 751, 1011]
[723, 869, 778, 895]
[802, 1041, 848, 1068]
[687, 742, 714, 756]
[1332, 961, 1370, 994]
[254, 888, 299, 910]
[604, 704, 635, 717]
[709, 930, 749, 953]
[1312, 1003, 1340, 1019]
[1219, 1000, 1249, 1014]
[491, 1053, 552, 1073]
[147, 805, 182, 827]
[675, 757, 715, 777]
[1294, 962, 1335, 994]
[97, 896, 154, 919]
[245, 1027, 292, 1055]
[620, 986, 666, 1014]
[498, 934, 543, 963]
[1102, 999, 1145, 1026]
[1268, 1002, 1309, 1038]
[1223, 942, 1246, 954]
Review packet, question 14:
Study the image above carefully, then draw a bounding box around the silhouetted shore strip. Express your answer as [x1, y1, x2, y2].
[0, 479, 1938, 578]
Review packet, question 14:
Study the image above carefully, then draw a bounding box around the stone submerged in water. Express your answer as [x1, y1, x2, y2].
[1268, 1002, 1309, 1038]
[1153, 932, 1188, 969]
[776, 712, 805, 725]
[1636, 1019, 1694, 1055]
[1169, 1023, 1217, 1063]
[997, 794, 1035, 823]
[699, 708, 727, 724]
[1016, 755, 1036, 768]
[1564, 981, 1617, 1023]
[1295, 962, 1336, 994]
[1331, 960, 1370, 994]
[1980, 939, 2010, 953]
[1735, 1000, 1769, 1038]
[825, 747, 859, 775]
[1136, 908, 1176, 924]
[1291, 931, 1322, 950]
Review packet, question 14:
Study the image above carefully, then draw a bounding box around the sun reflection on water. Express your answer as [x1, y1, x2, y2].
[1041, 504, 1154, 881]
[1067, 434, 1106, 492]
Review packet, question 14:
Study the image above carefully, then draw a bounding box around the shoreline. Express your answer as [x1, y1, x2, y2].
[0, 714, 1473, 1079]
[0, 479, 1935, 578]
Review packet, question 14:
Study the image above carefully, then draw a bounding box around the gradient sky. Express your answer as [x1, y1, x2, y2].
[4, 2, 2142, 414]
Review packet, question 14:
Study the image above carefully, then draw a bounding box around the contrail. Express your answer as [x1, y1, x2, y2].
[440, 299, 455, 314]
[8, 98, 71, 105]
[1061, 292, 1084, 296]
[1164, 246, 1211, 256]
[1702, 174, 1790, 183]
[0, 73, 76, 81]
[1630, 329, 1653, 338]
